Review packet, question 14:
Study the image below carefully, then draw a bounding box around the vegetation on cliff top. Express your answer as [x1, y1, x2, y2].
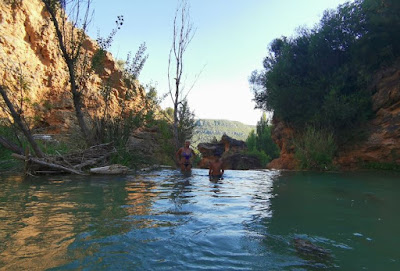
[252, 0, 400, 131]
[251, 0, 400, 169]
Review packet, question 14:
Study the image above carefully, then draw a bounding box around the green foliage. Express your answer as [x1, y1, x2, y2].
[157, 119, 175, 165]
[0, 124, 22, 171]
[362, 162, 400, 171]
[164, 107, 174, 121]
[123, 43, 149, 87]
[247, 149, 271, 167]
[92, 16, 124, 75]
[245, 113, 279, 165]
[93, 112, 143, 146]
[251, 0, 400, 133]
[294, 126, 337, 170]
[177, 100, 195, 145]
[109, 145, 141, 169]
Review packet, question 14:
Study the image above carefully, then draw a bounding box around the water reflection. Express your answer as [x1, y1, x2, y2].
[1, 170, 399, 270]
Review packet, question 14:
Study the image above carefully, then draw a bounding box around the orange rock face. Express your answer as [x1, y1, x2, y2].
[334, 62, 400, 169]
[267, 61, 400, 170]
[266, 118, 297, 170]
[0, 0, 146, 133]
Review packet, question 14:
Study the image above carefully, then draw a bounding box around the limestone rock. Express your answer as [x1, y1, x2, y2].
[0, 0, 147, 133]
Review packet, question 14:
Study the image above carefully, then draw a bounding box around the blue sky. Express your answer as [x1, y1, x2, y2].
[89, 0, 351, 125]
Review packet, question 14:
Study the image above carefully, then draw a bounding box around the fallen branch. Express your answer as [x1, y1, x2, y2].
[11, 153, 87, 175]
[73, 151, 114, 170]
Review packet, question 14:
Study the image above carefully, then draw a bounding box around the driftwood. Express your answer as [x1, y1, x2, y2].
[12, 153, 86, 175]
[90, 164, 129, 175]
[11, 142, 117, 175]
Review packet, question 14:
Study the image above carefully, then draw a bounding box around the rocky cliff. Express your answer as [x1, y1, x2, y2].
[0, 0, 146, 133]
[267, 60, 400, 170]
[197, 134, 261, 170]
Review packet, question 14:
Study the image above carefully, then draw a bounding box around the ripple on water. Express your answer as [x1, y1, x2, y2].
[1, 169, 400, 270]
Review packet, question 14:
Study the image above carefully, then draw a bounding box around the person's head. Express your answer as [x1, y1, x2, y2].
[184, 140, 190, 147]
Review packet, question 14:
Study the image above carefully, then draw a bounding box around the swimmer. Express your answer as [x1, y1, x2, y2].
[176, 140, 196, 172]
[209, 156, 224, 179]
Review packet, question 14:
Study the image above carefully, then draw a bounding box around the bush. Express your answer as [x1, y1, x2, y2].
[245, 113, 280, 166]
[247, 149, 271, 167]
[294, 126, 337, 170]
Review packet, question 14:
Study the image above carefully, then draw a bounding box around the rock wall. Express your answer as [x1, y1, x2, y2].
[266, 118, 297, 170]
[267, 60, 400, 170]
[335, 61, 400, 168]
[0, 0, 146, 133]
[197, 134, 261, 170]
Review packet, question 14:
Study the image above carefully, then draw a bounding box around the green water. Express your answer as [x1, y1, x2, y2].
[0, 169, 399, 270]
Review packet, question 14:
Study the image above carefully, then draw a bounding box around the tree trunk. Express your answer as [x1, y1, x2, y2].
[67, 60, 92, 145]
[0, 86, 44, 158]
[173, 86, 179, 152]
[0, 135, 23, 155]
[42, 0, 93, 146]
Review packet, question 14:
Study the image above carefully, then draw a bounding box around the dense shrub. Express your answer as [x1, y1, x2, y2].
[246, 113, 279, 166]
[294, 126, 337, 170]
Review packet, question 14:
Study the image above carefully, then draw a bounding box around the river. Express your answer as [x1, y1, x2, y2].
[0, 169, 399, 270]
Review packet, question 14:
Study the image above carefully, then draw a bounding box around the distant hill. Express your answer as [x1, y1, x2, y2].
[192, 119, 255, 146]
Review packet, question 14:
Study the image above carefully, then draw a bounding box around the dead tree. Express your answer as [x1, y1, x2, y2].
[41, 0, 93, 145]
[0, 85, 44, 158]
[168, 0, 196, 151]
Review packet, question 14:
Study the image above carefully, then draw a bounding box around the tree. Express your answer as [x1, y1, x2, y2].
[0, 85, 44, 157]
[42, 0, 94, 145]
[168, 0, 197, 151]
[246, 113, 279, 163]
[250, 0, 376, 131]
[177, 100, 195, 145]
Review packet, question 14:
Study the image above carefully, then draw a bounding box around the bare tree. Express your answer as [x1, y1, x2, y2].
[0, 85, 44, 158]
[168, 0, 197, 151]
[41, 0, 93, 145]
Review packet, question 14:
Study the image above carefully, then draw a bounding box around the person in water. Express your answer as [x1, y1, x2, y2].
[176, 140, 196, 172]
[209, 156, 224, 179]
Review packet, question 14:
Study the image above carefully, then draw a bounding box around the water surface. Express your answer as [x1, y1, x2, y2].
[0, 169, 399, 270]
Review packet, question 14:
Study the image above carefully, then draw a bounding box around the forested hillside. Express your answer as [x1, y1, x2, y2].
[192, 119, 254, 145]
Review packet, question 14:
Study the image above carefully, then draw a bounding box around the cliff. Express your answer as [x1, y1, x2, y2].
[268, 60, 400, 170]
[0, 0, 146, 133]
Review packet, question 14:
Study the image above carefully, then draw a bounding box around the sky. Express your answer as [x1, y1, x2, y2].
[88, 0, 351, 125]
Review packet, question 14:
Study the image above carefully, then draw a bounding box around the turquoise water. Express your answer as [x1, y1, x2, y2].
[0, 169, 399, 270]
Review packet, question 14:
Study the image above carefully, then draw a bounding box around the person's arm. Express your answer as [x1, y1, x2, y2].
[208, 161, 213, 175]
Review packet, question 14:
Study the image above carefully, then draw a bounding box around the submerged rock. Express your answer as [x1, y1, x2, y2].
[293, 238, 332, 260]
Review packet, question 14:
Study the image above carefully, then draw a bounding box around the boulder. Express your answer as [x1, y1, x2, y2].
[197, 134, 262, 169]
